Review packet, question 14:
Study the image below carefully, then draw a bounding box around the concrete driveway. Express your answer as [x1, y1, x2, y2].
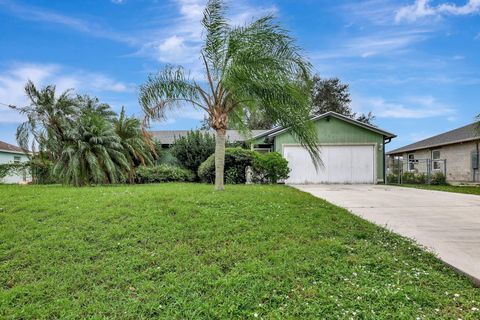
[294, 184, 480, 285]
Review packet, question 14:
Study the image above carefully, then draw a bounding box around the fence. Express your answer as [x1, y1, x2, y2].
[387, 158, 447, 184]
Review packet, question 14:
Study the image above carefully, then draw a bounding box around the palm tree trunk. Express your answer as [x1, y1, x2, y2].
[214, 129, 226, 191]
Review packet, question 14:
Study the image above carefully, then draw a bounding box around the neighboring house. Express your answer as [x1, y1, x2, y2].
[386, 122, 480, 183]
[149, 129, 268, 147]
[0, 140, 31, 184]
[252, 111, 396, 184]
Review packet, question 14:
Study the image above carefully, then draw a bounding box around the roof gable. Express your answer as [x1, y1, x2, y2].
[253, 111, 396, 140]
[387, 122, 480, 155]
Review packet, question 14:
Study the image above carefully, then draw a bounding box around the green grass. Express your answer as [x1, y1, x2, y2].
[397, 184, 480, 196]
[1, 184, 479, 319]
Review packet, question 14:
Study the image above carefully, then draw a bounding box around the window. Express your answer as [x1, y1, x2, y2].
[408, 154, 415, 171]
[432, 150, 441, 170]
[13, 156, 21, 164]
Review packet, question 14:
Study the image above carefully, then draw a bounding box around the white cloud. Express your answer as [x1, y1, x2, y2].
[311, 30, 428, 60]
[111, 0, 125, 4]
[0, 63, 131, 123]
[138, 0, 277, 69]
[352, 95, 455, 119]
[395, 0, 480, 23]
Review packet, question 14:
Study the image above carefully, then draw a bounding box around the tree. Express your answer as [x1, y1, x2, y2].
[53, 110, 130, 186]
[200, 109, 276, 130]
[311, 75, 375, 125]
[11, 80, 78, 158]
[114, 107, 155, 182]
[139, 0, 319, 190]
[170, 130, 215, 176]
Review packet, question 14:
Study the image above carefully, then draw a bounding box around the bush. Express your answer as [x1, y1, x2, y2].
[198, 148, 255, 184]
[252, 152, 290, 183]
[397, 171, 447, 185]
[387, 173, 399, 184]
[430, 171, 447, 185]
[135, 164, 194, 183]
[30, 158, 56, 184]
[170, 131, 215, 176]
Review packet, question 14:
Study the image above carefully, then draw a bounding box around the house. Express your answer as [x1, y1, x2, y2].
[0, 140, 31, 184]
[386, 122, 480, 183]
[149, 129, 268, 147]
[252, 111, 396, 184]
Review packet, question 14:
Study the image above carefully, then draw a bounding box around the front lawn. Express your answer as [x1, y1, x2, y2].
[1, 184, 479, 319]
[397, 184, 480, 196]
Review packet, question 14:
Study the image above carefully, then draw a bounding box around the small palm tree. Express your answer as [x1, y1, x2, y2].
[11, 80, 78, 158]
[53, 111, 130, 186]
[139, 0, 319, 190]
[114, 107, 154, 182]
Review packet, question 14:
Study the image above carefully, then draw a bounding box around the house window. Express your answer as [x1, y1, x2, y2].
[432, 150, 441, 170]
[13, 156, 21, 164]
[408, 153, 415, 171]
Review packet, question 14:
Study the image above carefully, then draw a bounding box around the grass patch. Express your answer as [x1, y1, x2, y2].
[397, 184, 480, 196]
[1, 184, 479, 319]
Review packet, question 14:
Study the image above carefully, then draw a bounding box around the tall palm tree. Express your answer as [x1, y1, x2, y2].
[53, 111, 130, 186]
[139, 0, 319, 190]
[11, 80, 78, 158]
[114, 107, 154, 182]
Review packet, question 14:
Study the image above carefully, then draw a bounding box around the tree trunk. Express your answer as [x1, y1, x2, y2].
[214, 129, 226, 191]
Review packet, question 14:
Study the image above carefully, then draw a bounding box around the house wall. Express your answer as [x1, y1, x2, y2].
[256, 117, 386, 182]
[0, 151, 30, 184]
[396, 140, 480, 182]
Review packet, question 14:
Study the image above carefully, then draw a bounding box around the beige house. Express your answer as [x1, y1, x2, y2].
[387, 122, 480, 183]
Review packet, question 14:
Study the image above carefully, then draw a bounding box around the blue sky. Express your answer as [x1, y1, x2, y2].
[0, 0, 479, 151]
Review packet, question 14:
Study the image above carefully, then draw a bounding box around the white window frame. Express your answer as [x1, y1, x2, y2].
[13, 155, 21, 164]
[432, 149, 441, 171]
[407, 153, 415, 171]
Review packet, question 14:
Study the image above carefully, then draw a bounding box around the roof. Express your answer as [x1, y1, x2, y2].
[0, 140, 26, 154]
[252, 111, 396, 140]
[387, 122, 480, 155]
[149, 129, 268, 145]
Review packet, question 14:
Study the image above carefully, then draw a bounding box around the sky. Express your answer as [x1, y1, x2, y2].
[0, 0, 479, 151]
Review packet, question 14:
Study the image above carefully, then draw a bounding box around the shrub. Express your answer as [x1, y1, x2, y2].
[430, 171, 447, 185]
[387, 173, 399, 184]
[135, 164, 194, 183]
[401, 172, 415, 184]
[398, 171, 447, 185]
[415, 173, 428, 184]
[30, 158, 56, 184]
[198, 148, 255, 184]
[170, 131, 215, 176]
[252, 152, 290, 183]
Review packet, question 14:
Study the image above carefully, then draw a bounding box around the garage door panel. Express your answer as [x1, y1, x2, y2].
[284, 145, 375, 184]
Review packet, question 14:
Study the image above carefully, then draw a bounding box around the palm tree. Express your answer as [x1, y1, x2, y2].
[11, 80, 78, 158]
[139, 0, 319, 190]
[114, 107, 154, 182]
[53, 111, 130, 186]
[77, 95, 118, 121]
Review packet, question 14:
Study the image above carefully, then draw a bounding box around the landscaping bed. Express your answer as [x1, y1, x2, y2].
[1, 184, 479, 319]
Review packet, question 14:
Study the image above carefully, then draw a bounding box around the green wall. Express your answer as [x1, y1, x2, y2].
[255, 117, 386, 182]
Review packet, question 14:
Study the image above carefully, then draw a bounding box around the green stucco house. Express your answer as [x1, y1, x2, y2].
[252, 112, 396, 184]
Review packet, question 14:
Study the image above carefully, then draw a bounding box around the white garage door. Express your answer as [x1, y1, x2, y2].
[283, 145, 376, 184]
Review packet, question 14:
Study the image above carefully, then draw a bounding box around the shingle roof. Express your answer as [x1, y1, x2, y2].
[149, 130, 268, 145]
[0, 140, 25, 154]
[387, 122, 480, 155]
